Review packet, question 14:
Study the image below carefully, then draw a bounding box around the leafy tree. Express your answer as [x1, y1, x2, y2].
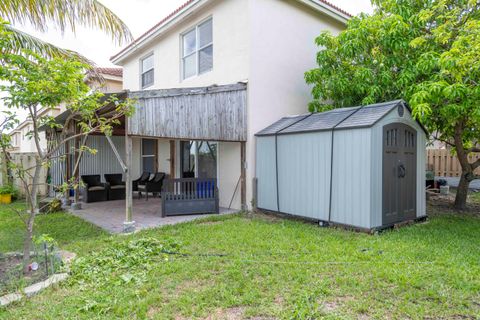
[0, 24, 135, 272]
[0, 0, 131, 60]
[305, 0, 480, 209]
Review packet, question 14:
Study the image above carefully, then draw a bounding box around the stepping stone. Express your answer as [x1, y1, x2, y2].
[0, 293, 22, 307]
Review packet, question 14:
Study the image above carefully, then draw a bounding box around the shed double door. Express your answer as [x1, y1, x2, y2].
[382, 123, 417, 225]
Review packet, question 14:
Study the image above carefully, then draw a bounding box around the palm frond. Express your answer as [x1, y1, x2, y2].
[0, 0, 132, 44]
[2, 24, 94, 65]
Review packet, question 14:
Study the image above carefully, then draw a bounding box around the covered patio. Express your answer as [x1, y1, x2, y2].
[71, 198, 236, 233]
[46, 83, 247, 233]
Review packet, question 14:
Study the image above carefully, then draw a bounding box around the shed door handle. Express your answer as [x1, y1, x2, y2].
[398, 164, 406, 178]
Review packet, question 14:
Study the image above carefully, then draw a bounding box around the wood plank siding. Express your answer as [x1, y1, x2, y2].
[127, 83, 247, 142]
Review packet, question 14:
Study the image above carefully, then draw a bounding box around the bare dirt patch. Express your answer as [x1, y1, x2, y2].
[204, 306, 246, 320]
[248, 212, 283, 223]
[147, 306, 160, 319]
[198, 221, 224, 226]
[427, 193, 480, 217]
[319, 295, 355, 314]
[176, 278, 210, 293]
[0, 255, 50, 296]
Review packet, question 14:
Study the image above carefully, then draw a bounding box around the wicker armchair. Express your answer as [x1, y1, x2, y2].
[138, 172, 166, 200]
[132, 171, 151, 192]
[104, 174, 125, 200]
[81, 175, 108, 203]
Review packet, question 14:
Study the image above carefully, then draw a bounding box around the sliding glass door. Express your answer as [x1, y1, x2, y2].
[180, 141, 217, 179]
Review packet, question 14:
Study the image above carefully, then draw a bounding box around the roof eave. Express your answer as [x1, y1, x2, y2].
[298, 0, 350, 24]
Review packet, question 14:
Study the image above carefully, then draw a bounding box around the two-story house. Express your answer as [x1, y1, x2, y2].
[107, 0, 349, 212]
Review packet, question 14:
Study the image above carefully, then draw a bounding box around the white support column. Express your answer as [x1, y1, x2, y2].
[123, 134, 135, 233]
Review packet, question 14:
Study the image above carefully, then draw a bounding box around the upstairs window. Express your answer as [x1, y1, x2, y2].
[182, 18, 213, 80]
[141, 54, 154, 88]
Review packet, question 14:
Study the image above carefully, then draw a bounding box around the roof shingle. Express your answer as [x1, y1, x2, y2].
[255, 100, 429, 136]
[94, 67, 123, 77]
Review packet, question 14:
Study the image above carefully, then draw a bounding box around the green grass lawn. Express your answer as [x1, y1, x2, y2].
[0, 202, 107, 255]
[1, 202, 479, 319]
[470, 190, 480, 204]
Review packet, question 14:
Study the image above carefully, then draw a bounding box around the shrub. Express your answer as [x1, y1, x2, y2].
[0, 184, 18, 197]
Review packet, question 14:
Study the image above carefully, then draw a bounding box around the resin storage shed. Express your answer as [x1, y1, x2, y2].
[255, 100, 427, 231]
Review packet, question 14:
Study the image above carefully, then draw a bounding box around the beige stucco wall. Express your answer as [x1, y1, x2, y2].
[246, 0, 344, 208]
[218, 141, 242, 209]
[157, 139, 171, 174]
[121, 0, 249, 91]
[89, 77, 124, 94]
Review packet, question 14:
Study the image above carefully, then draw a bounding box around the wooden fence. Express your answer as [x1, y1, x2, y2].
[427, 149, 480, 177]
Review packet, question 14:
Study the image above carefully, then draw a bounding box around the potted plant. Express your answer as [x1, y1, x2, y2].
[0, 184, 17, 204]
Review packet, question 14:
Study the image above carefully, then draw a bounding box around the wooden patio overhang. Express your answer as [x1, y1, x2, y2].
[127, 82, 247, 142]
[46, 83, 248, 232]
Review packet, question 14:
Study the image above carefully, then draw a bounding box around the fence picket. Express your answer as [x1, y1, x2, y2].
[427, 149, 480, 177]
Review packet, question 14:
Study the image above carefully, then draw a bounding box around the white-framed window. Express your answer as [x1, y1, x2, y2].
[182, 18, 213, 80]
[140, 54, 154, 88]
[142, 138, 157, 173]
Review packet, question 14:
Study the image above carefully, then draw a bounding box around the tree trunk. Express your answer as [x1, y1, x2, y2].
[452, 122, 474, 211]
[454, 173, 470, 210]
[22, 159, 41, 274]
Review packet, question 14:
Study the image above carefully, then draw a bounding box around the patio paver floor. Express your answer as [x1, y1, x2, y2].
[69, 197, 237, 233]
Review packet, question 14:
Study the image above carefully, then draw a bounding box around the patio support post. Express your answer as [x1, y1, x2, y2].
[240, 141, 247, 211]
[64, 137, 71, 207]
[123, 133, 135, 233]
[169, 140, 175, 178]
[71, 135, 81, 210]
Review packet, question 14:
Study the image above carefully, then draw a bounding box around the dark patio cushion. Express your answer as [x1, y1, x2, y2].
[88, 186, 105, 191]
[82, 175, 102, 187]
[105, 174, 124, 186]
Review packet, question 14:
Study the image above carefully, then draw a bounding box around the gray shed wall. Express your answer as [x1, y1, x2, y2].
[256, 129, 372, 226]
[277, 132, 331, 220]
[256, 136, 277, 210]
[330, 128, 372, 228]
[370, 108, 427, 228]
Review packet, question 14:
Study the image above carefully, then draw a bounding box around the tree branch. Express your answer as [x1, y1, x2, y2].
[27, 104, 45, 158]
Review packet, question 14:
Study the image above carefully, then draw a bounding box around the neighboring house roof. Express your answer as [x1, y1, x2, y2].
[256, 100, 429, 136]
[94, 67, 123, 77]
[110, 0, 351, 64]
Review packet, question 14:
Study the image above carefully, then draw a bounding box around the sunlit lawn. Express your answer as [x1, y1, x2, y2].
[0, 199, 479, 319]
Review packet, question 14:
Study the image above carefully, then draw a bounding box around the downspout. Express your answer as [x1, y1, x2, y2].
[327, 107, 364, 223]
[274, 114, 313, 213]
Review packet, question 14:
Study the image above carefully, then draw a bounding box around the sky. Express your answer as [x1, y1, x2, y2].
[1, 0, 374, 124]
